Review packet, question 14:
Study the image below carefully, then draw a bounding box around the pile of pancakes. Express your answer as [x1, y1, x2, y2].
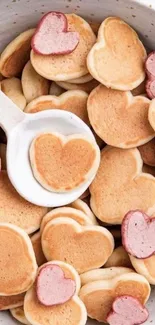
[0, 11, 155, 325]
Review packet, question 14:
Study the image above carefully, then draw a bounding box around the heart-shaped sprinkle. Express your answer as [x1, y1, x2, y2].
[122, 210, 155, 259]
[145, 51, 155, 99]
[36, 264, 76, 306]
[107, 296, 149, 325]
[31, 11, 79, 55]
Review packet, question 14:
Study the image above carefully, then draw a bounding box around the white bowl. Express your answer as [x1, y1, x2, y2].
[1, 0, 155, 324]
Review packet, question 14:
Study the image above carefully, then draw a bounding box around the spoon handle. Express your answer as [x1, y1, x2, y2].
[0, 91, 25, 135]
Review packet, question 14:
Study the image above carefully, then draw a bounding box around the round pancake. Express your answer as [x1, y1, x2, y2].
[29, 132, 100, 193]
[139, 138, 155, 166]
[80, 267, 133, 286]
[0, 171, 47, 234]
[68, 73, 93, 84]
[31, 231, 46, 267]
[22, 61, 49, 103]
[104, 246, 132, 268]
[40, 207, 94, 234]
[24, 261, 86, 325]
[1, 77, 26, 110]
[87, 84, 154, 148]
[0, 143, 6, 169]
[87, 17, 146, 90]
[0, 29, 35, 77]
[31, 14, 96, 81]
[10, 306, 30, 325]
[49, 82, 64, 96]
[0, 292, 25, 311]
[68, 199, 98, 225]
[24, 90, 89, 124]
[0, 223, 37, 295]
[56, 79, 99, 93]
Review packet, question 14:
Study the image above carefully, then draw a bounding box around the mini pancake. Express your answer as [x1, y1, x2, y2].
[90, 146, 155, 224]
[0, 223, 37, 295]
[41, 217, 114, 274]
[87, 17, 146, 90]
[87, 84, 154, 148]
[31, 14, 96, 81]
[49, 82, 64, 96]
[24, 261, 87, 325]
[131, 80, 146, 96]
[1, 77, 26, 110]
[0, 143, 6, 169]
[0, 29, 35, 77]
[67, 73, 93, 84]
[68, 199, 98, 225]
[139, 138, 155, 166]
[80, 267, 134, 286]
[40, 207, 94, 234]
[22, 61, 49, 103]
[10, 306, 30, 325]
[56, 79, 99, 93]
[104, 246, 132, 268]
[0, 292, 25, 311]
[29, 132, 100, 193]
[31, 231, 46, 266]
[130, 254, 155, 285]
[24, 91, 89, 124]
[0, 171, 47, 234]
[79, 272, 150, 323]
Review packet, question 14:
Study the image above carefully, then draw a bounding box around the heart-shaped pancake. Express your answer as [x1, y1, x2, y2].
[41, 217, 114, 273]
[87, 17, 146, 90]
[29, 132, 100, 192]
[24, 91, 89, 125]
[24, 261, 87, 325]
[79, 272, 150, 322]
[90, 146, 155, 224]
[122, 210, 155, 259]
[31, 14, 96, 81]
[32, 12, 79, 55]
[87, 84, 154, 148]
[107, 296, 149, 325]
[36, 264, 76, 306]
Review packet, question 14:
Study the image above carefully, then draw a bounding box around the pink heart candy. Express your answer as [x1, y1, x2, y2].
[122, 210, 155, 259]
[36, 264, 76, 306]
[31, 11, 79, 55]
[107, 296, 149, 325]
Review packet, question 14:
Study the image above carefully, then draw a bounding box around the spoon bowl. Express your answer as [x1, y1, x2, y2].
[0, 91, 98, 207]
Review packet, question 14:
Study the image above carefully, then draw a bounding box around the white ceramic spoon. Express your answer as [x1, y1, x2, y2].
[0, 91, 97, 207]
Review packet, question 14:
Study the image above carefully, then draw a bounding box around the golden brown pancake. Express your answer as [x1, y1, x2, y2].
[22, 61, 49, 103]
[56, 79, 99, 93]
[79, 273, 150, 322]
[87, 17, 146, 90]
[31, 14, 96, 81]
[87, 84, 154, 148]
[139, 138, 155, 166]
[0, 223, 37, 295]
[24, 261, 87, 325]
[0, 292, 25, 311]
[0, 143, 6, 169]
[0, 29, 35, 77]
[10, 306, 30, 325]
[1, 77, 26, 110]
[130, 254, 155, 285]
[104, 246, 132, 268]
[0, 171, 47, 233]
[41, 217, 114, 274]
[24, 90, 89, 124]
[49, 82, 64, 96]
[90, 146, 155, 224]
[29, 133, 100, 193]
[31, 231, 46, 267]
